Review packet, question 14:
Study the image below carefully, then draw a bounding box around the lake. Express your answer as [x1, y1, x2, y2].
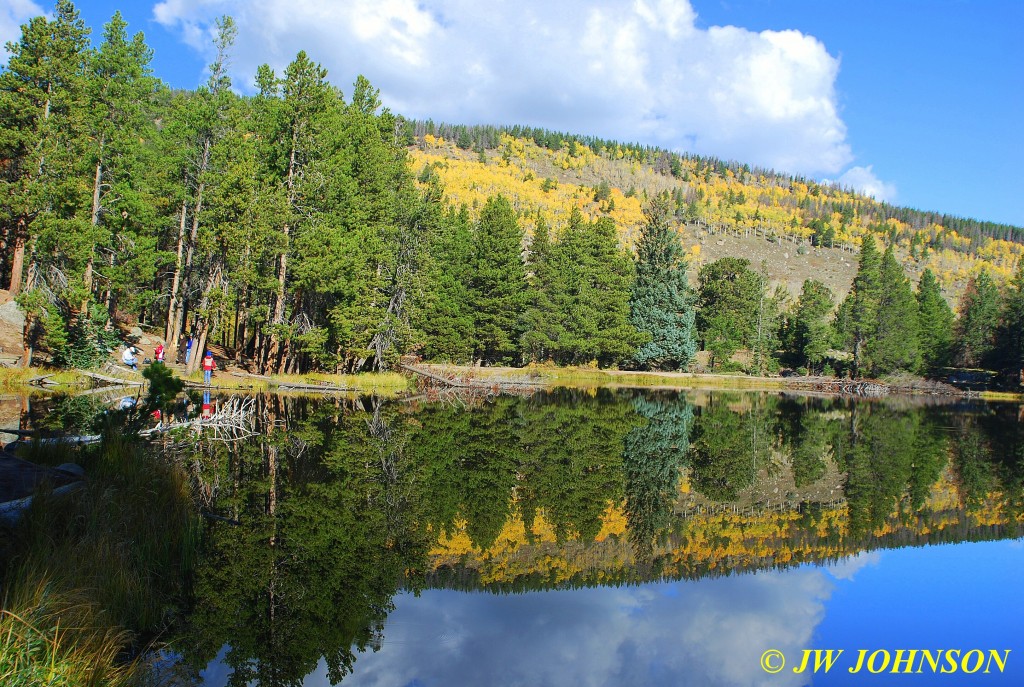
[33, 387, 1024, 686]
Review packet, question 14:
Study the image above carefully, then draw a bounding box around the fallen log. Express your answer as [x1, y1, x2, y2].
[277, 382, 351, 392]
[82, 370, 144, 386]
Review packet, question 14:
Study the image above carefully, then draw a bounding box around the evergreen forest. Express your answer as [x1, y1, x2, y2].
[2, 3, 1022, 382]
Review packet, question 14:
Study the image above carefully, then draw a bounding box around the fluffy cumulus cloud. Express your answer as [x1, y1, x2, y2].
[152, 0, 859, 177]
[834, 165, 898, 203]
[825, 550, 881, 581]
[201, 568, 834, 687]
[1, 0, 44, 55]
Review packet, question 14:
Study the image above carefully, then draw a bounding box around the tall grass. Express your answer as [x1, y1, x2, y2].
[0, 367, 85, 391]
[180, 368, 411, 395]
[1, 431, 201, 684]
[1, 574, 135, 687]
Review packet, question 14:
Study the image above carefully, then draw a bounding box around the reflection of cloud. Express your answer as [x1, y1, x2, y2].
[151, 0, 852, 178]
[825, 550, 881, 581]
[283, 569, 836, 687]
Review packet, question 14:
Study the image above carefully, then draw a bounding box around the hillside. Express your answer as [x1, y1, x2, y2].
[408, 131, 1023, 304]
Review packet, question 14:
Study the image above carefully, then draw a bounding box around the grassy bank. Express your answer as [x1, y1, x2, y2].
[1, 433, 200, 685]
[424, 363, 792, 392]
[0, 368, 83, 392]
[180, 369, 411, 396]
[417, 363, 1024, 400]
[0, 365, 412, 397]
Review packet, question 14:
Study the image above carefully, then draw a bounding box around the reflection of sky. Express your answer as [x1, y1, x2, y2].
[200, 540, 1024, 687]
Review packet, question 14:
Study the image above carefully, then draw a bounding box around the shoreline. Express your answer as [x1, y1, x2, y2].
[2, 364, 1021, 402]
[407, 363, 1024, 402]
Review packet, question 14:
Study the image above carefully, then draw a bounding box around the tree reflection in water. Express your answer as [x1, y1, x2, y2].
[172, 390, 1024, 686]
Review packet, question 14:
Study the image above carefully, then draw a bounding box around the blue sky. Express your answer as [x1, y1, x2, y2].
[3, 0, 1021, 227]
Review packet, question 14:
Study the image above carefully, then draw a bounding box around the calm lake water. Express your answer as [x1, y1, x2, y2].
[35, 388, 1024, 687]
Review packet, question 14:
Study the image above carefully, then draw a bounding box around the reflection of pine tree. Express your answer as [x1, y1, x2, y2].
[180, 395, 431, 687]
[622, 393, 694, 559]
[517, 388, 633, 543]
[690, 395, 776, 502]
[838, 403, 948, 538]
[778, 398, 837, 488]
[950, 416, 998, 512]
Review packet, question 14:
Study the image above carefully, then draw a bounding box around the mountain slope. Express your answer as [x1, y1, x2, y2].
[408, 131, 1022, 304]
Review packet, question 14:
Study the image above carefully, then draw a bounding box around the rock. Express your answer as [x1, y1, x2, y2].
[0, 300, 25, 330]
[56, 463, 85, 478]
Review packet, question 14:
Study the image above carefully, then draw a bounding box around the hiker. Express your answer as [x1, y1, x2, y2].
[202, 350, 216, 385]
[154, 343, 165, 364]
[121, 345, 139, 370]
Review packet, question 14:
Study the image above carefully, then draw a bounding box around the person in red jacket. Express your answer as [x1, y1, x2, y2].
[203, 351, 216, 385]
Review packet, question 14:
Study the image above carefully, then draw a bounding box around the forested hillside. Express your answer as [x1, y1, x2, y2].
[2, 3, 1022, 381]
[407, 124, 1024, 296]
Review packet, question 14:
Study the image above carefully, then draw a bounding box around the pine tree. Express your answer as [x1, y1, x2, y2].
[413, 202, 475, 362]
[837, 235, 882, 377]
[628, 197, 697, 370]
[469, 194, 527, 363]
[915, 268, 954, 371]
[520, 216, 566, 362]
[696, 257, 762, 369]
[954, 269, 1000, 368]
[0, 0, 89, 298]
[551, 214, 639, 366]
[867, 245, 920, 375]
[995, 263, 1024, 378]
[789, 279, 834, 373]
[80, 12, 157, 319]
[162, 16, 239, 366]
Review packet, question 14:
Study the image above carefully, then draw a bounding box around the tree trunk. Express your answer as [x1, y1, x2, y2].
[21, 308, 35, 368]
[165, 199, 188, 357]
[8, 226, 26, 296]
[82, 154, 104, 315]
[170, 141, 210, 364]
[265, 137, 298, 374]
[185, 264, 222, 375]
[265, 223, 290, 373]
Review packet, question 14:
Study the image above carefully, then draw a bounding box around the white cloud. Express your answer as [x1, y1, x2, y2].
[213, 568, 834, 687]
[0, 0, 45, 55]
[152, 0, 856, 177]
[825, 550, 881, 581]
[834, 165, 898, 202]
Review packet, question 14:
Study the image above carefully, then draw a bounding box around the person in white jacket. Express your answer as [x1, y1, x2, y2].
[122, 345, 139, 370]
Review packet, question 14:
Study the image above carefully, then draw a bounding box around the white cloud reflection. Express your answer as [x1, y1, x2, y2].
[290, 568, 834, 687]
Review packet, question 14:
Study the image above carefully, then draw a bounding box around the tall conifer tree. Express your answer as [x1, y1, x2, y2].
[954, 269, 1000, 368]
[553, 213, 639, 366]
[521, 215, 566, 362]
[867, 245, 920, 375]
[628, 197, 697, 370]
[916, 269, 954, 371]
[995, 263, 1024, 378]
[0, 0, 89, 298]
[469, 194, 527, 363]
[789, 279, 834, 373]
[837, 235, 882, 377]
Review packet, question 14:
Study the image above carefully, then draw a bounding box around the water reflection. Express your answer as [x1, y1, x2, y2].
[160, 389, 1024, 686]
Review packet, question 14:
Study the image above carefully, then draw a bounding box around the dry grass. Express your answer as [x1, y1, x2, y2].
[1, 433, 201, 685]
[179, 369, 411, 396]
